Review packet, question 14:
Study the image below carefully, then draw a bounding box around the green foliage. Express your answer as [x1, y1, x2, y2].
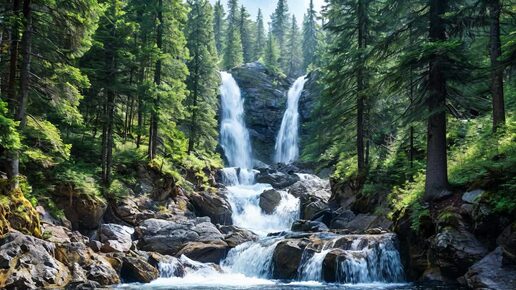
[0, 100, 21, 151]
[223, 0, 244, 69]
[54, 162, 102, 198]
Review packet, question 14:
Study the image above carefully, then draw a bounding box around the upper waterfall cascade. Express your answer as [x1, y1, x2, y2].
[219, 71, 254, 184]
[275, 75, 308, 164]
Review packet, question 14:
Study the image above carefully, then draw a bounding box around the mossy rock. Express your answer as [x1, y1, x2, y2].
[0, 181, 42, 237]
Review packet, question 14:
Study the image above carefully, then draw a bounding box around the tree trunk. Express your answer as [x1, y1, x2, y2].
[7, 0, 21, 113]
[424, 0, 449, 201]
[101, 3, 117, 188]
[149, 0, 163, 160]
[16, 0, 31, 128]
[356, 0, 367, 176]
[488, 0, 505, 131]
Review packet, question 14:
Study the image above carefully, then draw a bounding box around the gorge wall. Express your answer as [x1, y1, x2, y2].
[229, 62, 315, 164]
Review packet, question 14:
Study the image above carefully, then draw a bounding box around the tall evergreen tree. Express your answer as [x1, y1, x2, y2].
[302, 0, 319, 71]
[271, 0, 290, 71]
[185, 0, 219, 155]
[223, 0, 244, 69]
[286, 15, 302, 77]
[254, 9, 266, 61]
[265, 31, 280, 70]
[239, 5, 254, 63]
[0, 0, 101, 187]
[213, 0, 226, 57]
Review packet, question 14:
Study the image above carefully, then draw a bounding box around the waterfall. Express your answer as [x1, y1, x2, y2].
[274, 76, 308, 164]
[219, 71, 254, 184]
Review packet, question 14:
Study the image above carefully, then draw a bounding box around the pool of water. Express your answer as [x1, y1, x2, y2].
[117, 280, 462, 290]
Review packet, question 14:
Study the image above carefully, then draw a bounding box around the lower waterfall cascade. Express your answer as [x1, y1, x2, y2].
[128, 72, 406, 289]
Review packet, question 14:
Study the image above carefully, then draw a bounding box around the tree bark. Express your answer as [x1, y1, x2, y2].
[488, 0, 505, 132]
[101, 3, 117, 188]
[149, 0, 163, 160]
[356, 0, 367, 176]
[16, 0, 31, 128]
[424, 0, 449, 201]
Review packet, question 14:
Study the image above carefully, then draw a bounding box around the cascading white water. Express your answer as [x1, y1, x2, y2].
[336, 235, 405, 283]
[219, 71, 254, 184]
[274, 76, 308, 164]
[130, 71, 406, 289]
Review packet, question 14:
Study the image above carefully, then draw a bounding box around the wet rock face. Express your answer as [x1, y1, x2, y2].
[272, 239, 307, 279]
[259, 189, 282, 214]
[230, 62, 291, 164]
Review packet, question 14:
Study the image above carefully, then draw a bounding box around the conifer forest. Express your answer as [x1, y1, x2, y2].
[0, 0, 514, 289]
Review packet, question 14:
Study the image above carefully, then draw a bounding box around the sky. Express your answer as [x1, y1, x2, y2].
[208, 0, 324, 25]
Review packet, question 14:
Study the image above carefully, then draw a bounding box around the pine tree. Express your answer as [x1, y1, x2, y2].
[265, 31, 280, 70]
[213, 0, 226, 57]
[0, 0, 101, 187]
[223, 0, 244, 69]
[254, 9, 266, 61]
[185, 0, 220, 155]
[302, 0, 319, 71]
[271, 0, 290, 71]
[286, 15, 302, 77]
[239, 5, 254, 63]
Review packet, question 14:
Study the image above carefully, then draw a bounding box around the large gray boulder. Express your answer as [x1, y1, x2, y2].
[463, 247, 516, 290]
[430, 226, 488, 278]
[217, 225, 258, 248]
[135, 218, 227, 259]
[98, 224, 134, 253]
[189, 191, 233, 225]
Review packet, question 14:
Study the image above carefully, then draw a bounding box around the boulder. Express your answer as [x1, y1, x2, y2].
[98, 224, 134, 253]
[344, 214, 379, 232]
[217, 225, 258, 248]
[189, 191, 233, 225]
[136, 218, 225, 256]
[430, 226, 488, 278]
[463, 247, 516, 289]
[322, 248, 345, 282]
[462, 189, 484, 204]
[259, 189, 282, 214]
[53, 187, 107, 231]
[176, 241, 229, 263]
[42, 224, 72, 244]
[300, 196, 329, 221]
[291, 220, 329, 233]
[54, 241, 120, 286]
[120, 256, 159, 283]
[272, 239, 306, 279]
[288, 174, 331, 201]
[497, 222, 516, 265]
[255, 169, 300, 189]
[329, 210, 356, 229]
[110, 196, 155, 226]
[0, 231, 71, 289]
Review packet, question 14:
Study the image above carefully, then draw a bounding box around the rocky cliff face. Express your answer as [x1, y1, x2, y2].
[229, 62, 315, 164]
